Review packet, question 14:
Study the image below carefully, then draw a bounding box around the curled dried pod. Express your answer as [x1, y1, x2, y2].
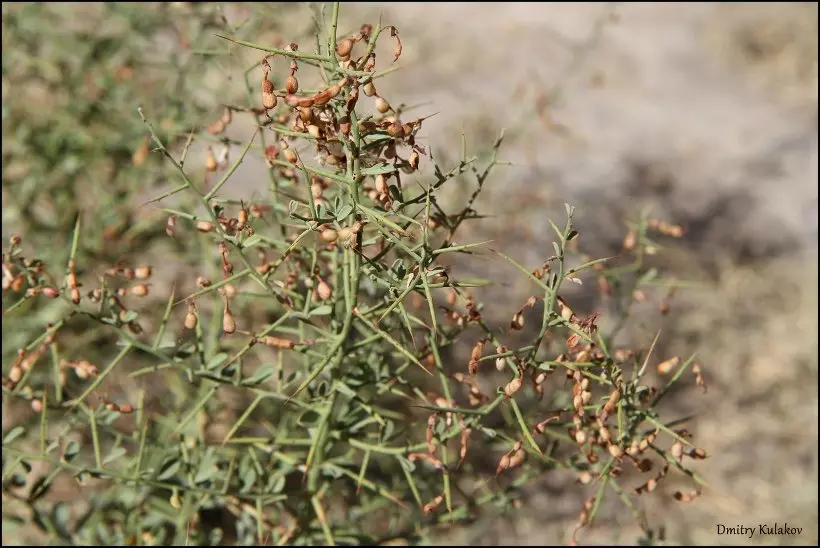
[384, 141, 397, 159]
[285, 75, 299, 94]
[374, 96, 390, 113]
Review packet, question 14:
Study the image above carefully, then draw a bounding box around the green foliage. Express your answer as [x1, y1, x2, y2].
[2, 4, 707, 546]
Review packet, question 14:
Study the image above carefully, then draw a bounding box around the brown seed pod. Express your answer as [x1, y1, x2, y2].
[656, 356, 680, 375]
[261, 336, 295, 349]
[298, 96, 317, 108]
[374, 96, 390, 113]
[207, 119, 226, 135]
[196, 220, 215, 233]
[320, 228, 338, 243]
[422, 495, 444, 515]
[375, 174, 389, 195]
[510, 310, 524, 330]
[306, 125, 322, 139]
[134, 266, 152, 280]
[608, 443, 624, 459]
[670, 440, 684, 462]
[184, 310, 198, 330]
[363, 80, 376, 97]
[71, 287, 81, 304]
[42, 287, 60, 299]
[262, 78, 277, 110]
[622, 228, 637, 251]
[316, 278, 332, 300]
[221, 106, 232, 124]
[285, 75, 299, 94]
[222, 301, 236, 334]
[283, 148, 298, 164]
[408, 150, 420, 170]
[339, 116, 351, 135]
[165, 215, 177, 238]
[132, 139, 150, 166]
[328, 80, 345, 98]
[504, 376, 523, 398]
[130, 284, 150, 297]
[335, 38, 354, 58]
[337, 227, 352, 242]
[205, 147, 217, 172]
[387, 122, 405, 138]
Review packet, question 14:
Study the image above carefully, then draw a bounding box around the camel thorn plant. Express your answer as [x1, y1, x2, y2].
[2, 4, 707, 545]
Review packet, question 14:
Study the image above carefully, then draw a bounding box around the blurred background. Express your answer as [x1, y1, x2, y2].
[3, 2, 817, 545]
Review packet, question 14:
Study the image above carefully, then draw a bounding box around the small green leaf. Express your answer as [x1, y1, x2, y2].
[298, 409, 321, 427]
[51, 502, 71, 540]
[195, 449, 218, 484]
[206, 353, 229, 370]
[242, 234, 263, 248]
[361, 164, 396, 176]
[157, 459, 181, 481]
[121, 310, 139, 323]
[3, 426, 25, 445]
[28, 475, 52, 501]
[336, 202, 354, 220]
[241, 364, 276, 386]
[103, 446, 127, 465]
[310, 305, 333, 316]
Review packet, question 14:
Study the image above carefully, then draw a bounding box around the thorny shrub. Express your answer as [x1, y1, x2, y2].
[2, 4, 708, 546]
